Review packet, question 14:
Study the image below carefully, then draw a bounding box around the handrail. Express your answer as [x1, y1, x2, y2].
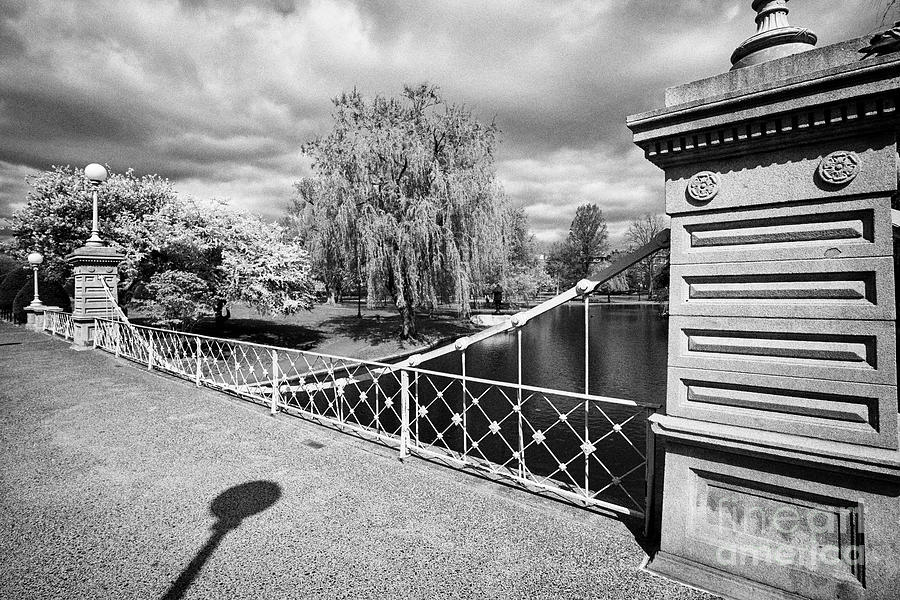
[99, 279, 130, 323]
[412, 228, 671, 366]
[92, 316, 658, 409]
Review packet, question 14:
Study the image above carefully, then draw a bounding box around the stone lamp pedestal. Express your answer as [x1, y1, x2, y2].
[627, 33, 899, 600]
[24, 305, 61, 332]
[66, 245, 125, 349]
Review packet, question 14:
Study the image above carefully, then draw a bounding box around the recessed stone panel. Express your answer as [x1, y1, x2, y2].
[656, 443, 900, 600]
[670, 198, 893, 264]
[668, 316, 897, 385]
[693, 469, 866, 598]
[667, 367, 897, 448]
[670, 257, 895, 320]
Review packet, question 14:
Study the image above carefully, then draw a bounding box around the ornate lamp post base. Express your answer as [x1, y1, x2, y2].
[731, 0, 816, 70]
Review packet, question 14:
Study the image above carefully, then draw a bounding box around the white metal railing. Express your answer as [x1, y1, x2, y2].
[43, 311, 74, 340]
[93, 317, 659, 520]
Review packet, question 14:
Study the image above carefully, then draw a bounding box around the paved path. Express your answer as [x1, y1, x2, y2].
[0, 323, 711, 600]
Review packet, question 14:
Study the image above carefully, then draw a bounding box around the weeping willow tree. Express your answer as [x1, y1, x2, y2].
[299, 84, 511, 339]
[287, 178, 356, 305]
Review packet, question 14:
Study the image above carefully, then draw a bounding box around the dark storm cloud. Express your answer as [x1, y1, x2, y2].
[0, 0, 893, 242]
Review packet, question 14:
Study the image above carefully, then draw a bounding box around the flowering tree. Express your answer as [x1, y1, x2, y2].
[11, 165, 174, 281]
[12, 167, 315, 328]
[123, 198, 315, 326]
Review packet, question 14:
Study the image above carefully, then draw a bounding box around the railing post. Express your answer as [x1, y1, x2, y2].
[461, 349, 468, 459]
[644, 406, 657, 539]
[270, 349, 279, 415]
[399, 369, 410, 459]
[336, 361, 344, 424]
[195, 337, 202, 387]
[147, 331, 154, 370]
[115, 322, 121, 358]
[413, 371, 419, 448]
[93, 319, 99, 349]
[584, 293, 590, 497]
[517, 329, 525, 479]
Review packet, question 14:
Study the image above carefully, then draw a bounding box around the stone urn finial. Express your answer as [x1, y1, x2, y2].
[730, 0, 817, 70]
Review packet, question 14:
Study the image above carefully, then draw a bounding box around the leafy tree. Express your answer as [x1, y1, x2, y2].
[300, 84, 510, 339]
[596, 250, 630, 301]
[545, 204, 609, 289]
[567, 204, 609, 276]
[11, 166, 174, 282]
[134, 270, 213, 330]
[499, 207, 551, 304]
[502, 262, 552, 304]
[625, 213, 668, 298]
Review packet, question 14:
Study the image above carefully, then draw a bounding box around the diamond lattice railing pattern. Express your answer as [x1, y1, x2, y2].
[93, 318, 657, 518]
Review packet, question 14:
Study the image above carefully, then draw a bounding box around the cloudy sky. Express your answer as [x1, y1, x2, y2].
[0, 0, 895, 246]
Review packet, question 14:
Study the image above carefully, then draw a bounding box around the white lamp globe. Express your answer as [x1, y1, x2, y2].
[27, 252, 43, 266]
[84, 163, 108, 183]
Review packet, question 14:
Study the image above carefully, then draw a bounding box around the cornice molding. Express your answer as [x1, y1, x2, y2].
[632, 90, 898, 167]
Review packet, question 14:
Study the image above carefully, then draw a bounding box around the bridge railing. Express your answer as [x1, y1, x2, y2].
[93, 317, 658, 520]
[43, 311, 74, 341]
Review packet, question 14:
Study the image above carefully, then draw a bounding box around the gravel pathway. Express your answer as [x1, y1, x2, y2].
[0, 323, 712, 600]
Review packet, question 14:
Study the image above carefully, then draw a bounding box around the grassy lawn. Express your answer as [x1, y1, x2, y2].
[132, 301, 479, 361]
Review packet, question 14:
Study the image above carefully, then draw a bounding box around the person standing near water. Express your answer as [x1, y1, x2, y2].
[492, 283, 503, 314]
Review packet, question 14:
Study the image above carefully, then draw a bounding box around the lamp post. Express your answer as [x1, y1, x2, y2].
[84, 163, 108, 247]
[27, 252, 44, 308]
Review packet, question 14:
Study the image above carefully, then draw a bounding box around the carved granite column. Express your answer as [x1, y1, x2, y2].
[627, 25, 899, 600]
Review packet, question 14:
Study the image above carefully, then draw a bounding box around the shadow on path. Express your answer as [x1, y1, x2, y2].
[160, 480, 282, 600]
[323, 314, 475, 346]
[191, 318, 325, 350]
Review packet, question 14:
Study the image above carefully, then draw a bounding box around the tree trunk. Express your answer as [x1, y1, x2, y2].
[399, 304, 417, 339]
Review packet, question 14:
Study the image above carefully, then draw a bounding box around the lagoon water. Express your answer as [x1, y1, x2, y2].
[416, 303, 668, 509]
[425, 303, 668, 403]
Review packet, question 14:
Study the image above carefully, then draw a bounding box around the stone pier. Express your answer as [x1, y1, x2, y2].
[66, 245, 124, 348]
[627, 16, 899, 600]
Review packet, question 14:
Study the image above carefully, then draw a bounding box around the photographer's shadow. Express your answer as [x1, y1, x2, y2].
[161, 480, 282, 600]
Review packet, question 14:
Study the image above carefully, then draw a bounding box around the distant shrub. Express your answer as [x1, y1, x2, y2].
[0, 254, 20, 280]
[12, 278, 72, 323]
[0, 268, 29, 312]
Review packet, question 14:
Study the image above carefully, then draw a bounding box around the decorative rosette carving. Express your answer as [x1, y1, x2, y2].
[818, 151, 860, 185]
[686, 171, 720, 202]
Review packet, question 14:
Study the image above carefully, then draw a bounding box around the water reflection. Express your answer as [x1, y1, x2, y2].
[425, 303, 668, 403]
[417, 304, 668, 507]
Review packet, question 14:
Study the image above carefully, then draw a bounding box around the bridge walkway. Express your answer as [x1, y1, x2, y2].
[0, 323, 710, 600]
